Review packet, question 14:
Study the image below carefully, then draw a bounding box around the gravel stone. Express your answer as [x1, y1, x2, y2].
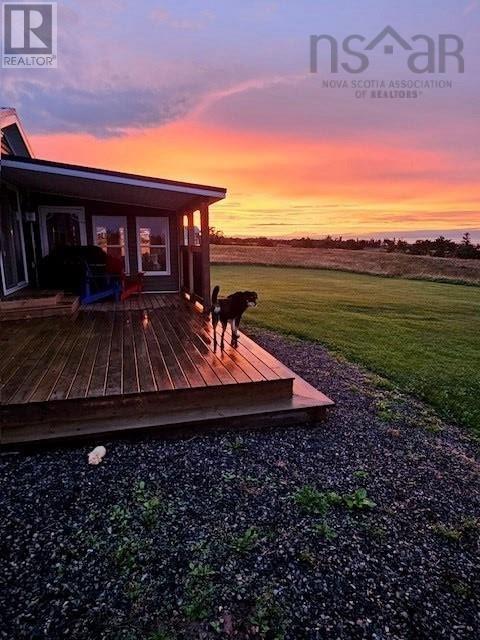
[0, 328, 479, 640]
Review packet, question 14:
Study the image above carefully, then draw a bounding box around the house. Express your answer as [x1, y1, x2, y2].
[0, 109, 333, 445]
[1, 108, 224, 303]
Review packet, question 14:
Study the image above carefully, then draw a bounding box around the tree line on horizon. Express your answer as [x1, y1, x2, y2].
[209, 229, 480, 260]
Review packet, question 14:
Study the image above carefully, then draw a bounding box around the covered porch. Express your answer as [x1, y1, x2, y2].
[1, 156, 224, 307]
[0, 294, 333, 445]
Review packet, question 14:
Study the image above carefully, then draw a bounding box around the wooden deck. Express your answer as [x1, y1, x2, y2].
[0, 294, 333, 444]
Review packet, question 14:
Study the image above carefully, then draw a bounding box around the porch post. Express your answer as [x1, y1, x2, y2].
[187, 210, 195, 300]
[200, 201, 211, 312]
[178, 212, 185, 291]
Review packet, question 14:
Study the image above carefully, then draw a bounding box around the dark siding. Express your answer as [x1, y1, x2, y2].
[28, 194, 180, 292]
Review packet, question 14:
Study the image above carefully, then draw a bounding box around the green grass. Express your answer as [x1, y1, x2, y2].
[212, 265, 480, 431]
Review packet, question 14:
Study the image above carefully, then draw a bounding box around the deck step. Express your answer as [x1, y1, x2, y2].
[0, 379, 334, 446]
[0, 294, 79, 321]
[0, 378, 297, 444]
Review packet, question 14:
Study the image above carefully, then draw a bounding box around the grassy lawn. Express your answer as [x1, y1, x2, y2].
[212, 265, 480, 431]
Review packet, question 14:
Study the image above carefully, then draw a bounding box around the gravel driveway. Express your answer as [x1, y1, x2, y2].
[1, 328, 479, 640]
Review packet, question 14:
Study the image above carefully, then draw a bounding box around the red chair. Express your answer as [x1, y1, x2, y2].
[105, 255, 144, 301]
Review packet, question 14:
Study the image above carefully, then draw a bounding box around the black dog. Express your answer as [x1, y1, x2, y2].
[211, 286, 258, 350]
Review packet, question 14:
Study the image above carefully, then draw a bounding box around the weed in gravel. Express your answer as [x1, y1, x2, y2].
[431, 518, 480, 542]
[114, 537, 141, 572]
[230, 526, 260, 553]
[448, 578, 472, 598]
[222, 471, 238, 482]
[443, 570, 474, 598]
[147, 631, 175, 640]
[225, 436, 246, 452]
[188, 561, 216, 578]
[431, 523, 463, 541]
[83, 532, 102, 551]
[370, 374, 396, 392]
[110, 505, 131, 529]
[408, 410, 444, 433]
[126, 580, 147, 602]
[311, 521, 337, 540]
[250, 590, 286, 640]
[367, 525, 388, 539]
[141, 496, 162, 528]
[189, 539, 212, 557]
[461, 517, 480, 535]
[298, 548, 317, 566]
[343, 488, 376, 510]
[133, 481, 163, 527]
[292, 486, 342, 515]
[353, 469, 369, 480]
[376, 399, 399, 423]
[183, 562, 217, 621]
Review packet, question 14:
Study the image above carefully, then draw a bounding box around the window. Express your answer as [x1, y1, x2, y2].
[136, 217, 170, 275]
[92, 215, 129, 272]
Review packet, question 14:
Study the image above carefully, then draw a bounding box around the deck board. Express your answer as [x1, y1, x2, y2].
[1, 294, 310, 407]
[122, 312, 140, 395]
[105, 312, 124, 396]
[148, 311, 190, 389]
[86, 311, 114, 398]
[50, 314, 95, 401]
[131, 311, 157, 393]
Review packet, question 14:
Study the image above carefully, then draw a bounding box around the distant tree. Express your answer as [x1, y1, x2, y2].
[383, 239, 396, 253]
[209, 227, 225, 244]
[431, 236, 456, 257]
[408, 240, 429, 255]
[456, 236, 479, 259]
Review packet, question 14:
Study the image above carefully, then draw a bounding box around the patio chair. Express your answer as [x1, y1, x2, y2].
[81, 260, 121, 304]
[105, 255, 144, 302]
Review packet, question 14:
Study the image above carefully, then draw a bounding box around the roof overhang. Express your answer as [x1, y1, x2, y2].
[0, 109, 35, 157]
[2, 156, 227, 211]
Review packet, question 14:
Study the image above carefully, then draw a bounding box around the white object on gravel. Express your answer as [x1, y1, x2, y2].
[88, 446, 106, 465]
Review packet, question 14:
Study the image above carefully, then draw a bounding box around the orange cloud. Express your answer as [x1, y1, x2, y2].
[29, 120, 480, 237]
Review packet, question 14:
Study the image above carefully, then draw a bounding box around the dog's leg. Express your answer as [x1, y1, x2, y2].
[220, 321, 227, 351]
[230, 318, 237, 346]
[235, 315, 242, 339]
[212, 316, 218, 351]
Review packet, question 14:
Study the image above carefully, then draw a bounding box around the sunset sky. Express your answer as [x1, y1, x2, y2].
[1, 0, 479, 239]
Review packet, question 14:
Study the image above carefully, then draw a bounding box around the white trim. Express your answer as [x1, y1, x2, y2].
[0, 186, 29, 295]
[136, 216, 171, 276]
[2, 159, 226, 199]
[92, 214, 130, 275]
[1, 281, 29, 296]
[38, 206, 87, 256]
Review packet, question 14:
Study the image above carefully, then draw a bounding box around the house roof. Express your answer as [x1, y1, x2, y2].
[2, 155, 227, 211]
[0, 108, 34, 157]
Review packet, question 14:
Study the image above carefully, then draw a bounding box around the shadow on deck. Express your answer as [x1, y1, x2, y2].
[0, 294, 333, 445]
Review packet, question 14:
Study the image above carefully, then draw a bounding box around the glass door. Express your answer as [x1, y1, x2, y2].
[0, 188, 27, 294]
[39, 207, 86, 256]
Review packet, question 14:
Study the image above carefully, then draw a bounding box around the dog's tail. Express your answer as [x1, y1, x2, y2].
[211, 285, 220, 306]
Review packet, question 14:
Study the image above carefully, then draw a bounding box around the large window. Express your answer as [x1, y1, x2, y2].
[136, 217, 170, 275]
[92, 215, 129, 272]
